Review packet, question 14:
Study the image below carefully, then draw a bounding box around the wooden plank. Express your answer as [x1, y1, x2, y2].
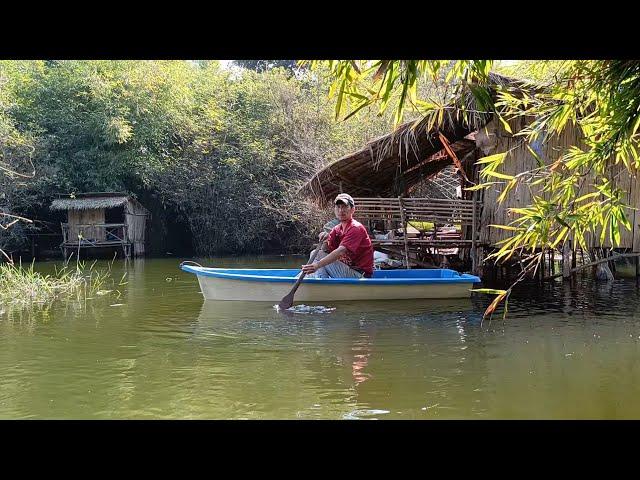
[405, 212, 475, 219]
[402, 198, 476, 204]
[402, 203, 476, 209]
[406, 218, 473, 223]
[406, 239, 473, 243]
[404, 208, 475, 215]
[402, 205, 476, 210]
[398, 196, 411, 269]
[62, 241, 131, 247]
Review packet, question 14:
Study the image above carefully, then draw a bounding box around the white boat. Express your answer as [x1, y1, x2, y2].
[180, 264, 481, 302]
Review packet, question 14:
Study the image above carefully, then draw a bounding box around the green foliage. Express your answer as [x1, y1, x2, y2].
[233, 60, 300, 73]
[0, 61, 38, 254]
[306, 60, 494, 126]
[0, 61, 392, 256]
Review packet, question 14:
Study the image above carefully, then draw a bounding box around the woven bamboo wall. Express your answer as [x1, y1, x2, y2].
[68, 209, 105, 241]
[478, 118, 639, 250]
[125, 199, 148, 256]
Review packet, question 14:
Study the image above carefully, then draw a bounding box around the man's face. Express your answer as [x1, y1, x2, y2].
[335, 201, 354, 221]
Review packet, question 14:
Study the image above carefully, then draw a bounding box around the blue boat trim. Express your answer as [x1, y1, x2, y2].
[180, 265, 481, 285]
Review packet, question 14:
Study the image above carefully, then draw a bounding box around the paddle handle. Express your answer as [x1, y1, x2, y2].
[291, 242, 324, 289]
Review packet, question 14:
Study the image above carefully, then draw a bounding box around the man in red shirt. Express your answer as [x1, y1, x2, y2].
[302, 193, 374, 278]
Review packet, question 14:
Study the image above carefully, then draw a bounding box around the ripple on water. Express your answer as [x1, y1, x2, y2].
[342, 409, 391, 420]
[274, 304, 337, 314]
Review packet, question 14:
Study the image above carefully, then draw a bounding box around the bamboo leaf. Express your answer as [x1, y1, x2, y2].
[488, 224, 519, 231]
[526, 144, 544, 167]
[483, 170, 515, 180]
[475, 152, 508, 165]
[473, 288, 508, 295]
[343, 100, 372, 121]
[574, 192, 601, 203]
[550, 226, 569, 248]
[335, 77, 347, 120]
[497, 179, 517, 203]
[496, 113, 513, 134]
[483, 291, 508, 319]
[372, 60, 390, 82]
[464, 182, 501, 191]
[509, 207, 535, 215]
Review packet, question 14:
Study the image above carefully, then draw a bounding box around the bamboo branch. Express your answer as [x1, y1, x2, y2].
[0, 212, 33, 222]
[543, 252, 640, 280]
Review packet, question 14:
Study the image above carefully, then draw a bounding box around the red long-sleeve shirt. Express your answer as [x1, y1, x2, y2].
[327, 219, 374, 276]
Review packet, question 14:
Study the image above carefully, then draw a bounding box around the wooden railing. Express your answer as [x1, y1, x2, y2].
[353, 197, 480, 268]
[61, 223, 129, 246]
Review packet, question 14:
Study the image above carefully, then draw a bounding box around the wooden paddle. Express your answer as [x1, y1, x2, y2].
[278, 240, 326, 310]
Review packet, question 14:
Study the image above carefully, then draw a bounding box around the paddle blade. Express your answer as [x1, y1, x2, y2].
[278, 292, 295, 310]
[278, 243, 321, 311]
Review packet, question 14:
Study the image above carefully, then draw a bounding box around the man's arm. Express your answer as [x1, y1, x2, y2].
[301, 245, 347, 275]
[318, 231, 330, 251]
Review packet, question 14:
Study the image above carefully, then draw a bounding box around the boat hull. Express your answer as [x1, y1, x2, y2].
[181, 266, 481, 302]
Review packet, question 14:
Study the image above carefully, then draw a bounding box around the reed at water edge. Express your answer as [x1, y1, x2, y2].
[0, 253, 127, 309]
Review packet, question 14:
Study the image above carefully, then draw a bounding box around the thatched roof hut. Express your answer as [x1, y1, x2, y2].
[50, 192, 149, 258]
[50, 193, 132, 211]
[301, 73, 518, 204]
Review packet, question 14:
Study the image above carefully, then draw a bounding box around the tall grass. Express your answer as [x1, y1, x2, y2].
[0, 257, 125, 308]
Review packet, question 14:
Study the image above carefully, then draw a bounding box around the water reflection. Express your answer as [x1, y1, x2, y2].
[193, 298, 483, 419]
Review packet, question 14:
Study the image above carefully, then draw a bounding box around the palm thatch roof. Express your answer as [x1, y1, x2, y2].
[301, 72, 522, 204]
[50, 192, 131, 211]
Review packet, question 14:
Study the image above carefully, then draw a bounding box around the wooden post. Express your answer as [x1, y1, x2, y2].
[471, 191, 477, 275]
[473, 247, 484, 277]
[594, 248, 614, 281]
[609, 249, 616, 274]
[398, 196, 410, 269]
[492, 255, 498, 282]
[563, 239, 572, 279]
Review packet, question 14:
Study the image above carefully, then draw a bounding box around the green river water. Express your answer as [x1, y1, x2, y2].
[2, 256, 640, 419]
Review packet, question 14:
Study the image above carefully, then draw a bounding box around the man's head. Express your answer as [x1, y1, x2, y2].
[334, 193, 355, 222]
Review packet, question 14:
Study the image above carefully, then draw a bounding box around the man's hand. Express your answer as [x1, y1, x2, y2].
[301, 263, 318, 275]
[318, 231, 329, 242]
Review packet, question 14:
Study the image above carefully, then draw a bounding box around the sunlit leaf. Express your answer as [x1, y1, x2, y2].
[483, 170, 515, 180]
[475, 152, 508, 165]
